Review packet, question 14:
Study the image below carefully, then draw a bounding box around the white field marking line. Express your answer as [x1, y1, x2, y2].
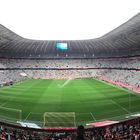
[92, 114, 127, 123]
[74, 114, 76, 127]
[94, 78, 136, 95]
[0, 90, 25, 107]
[87, 112, 132, 124]
[59, 78, 73, 88]
[97, 110, 140, 122]
[0, 100, 12, 107]
[0, 96, 16, 107]
[0, 81, 29, 107]
[24, 112, 31, 121]
[77, 110, 139, 124]
[90, 112, 97, 121]
[0, 80, 41, 107]
[110, 99, 130, 114]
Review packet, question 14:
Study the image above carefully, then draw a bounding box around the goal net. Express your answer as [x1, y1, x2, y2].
[43, 112, 76, 127]
[0, 106, 22, 121]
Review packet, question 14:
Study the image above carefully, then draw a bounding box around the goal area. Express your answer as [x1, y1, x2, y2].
[43, 112, 76, 127]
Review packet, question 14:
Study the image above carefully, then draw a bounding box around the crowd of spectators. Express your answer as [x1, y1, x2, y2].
[0, 57, 139, 69]
[0, 57, 139, 90]
[96, 70, 140, 88]
[0, 118, 140, 140]
[0, 70, 27, 86]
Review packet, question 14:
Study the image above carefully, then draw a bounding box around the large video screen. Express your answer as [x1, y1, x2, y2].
[56, 43, 68, 51]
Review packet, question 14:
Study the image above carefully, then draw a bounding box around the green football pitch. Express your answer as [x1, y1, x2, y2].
[0, 78, 140, 127]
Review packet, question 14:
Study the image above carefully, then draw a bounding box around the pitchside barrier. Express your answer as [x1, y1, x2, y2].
[0, 106, 22, 121]
[43, 112, 76, 127]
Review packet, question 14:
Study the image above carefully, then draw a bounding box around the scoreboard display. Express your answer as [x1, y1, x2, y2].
[56, 43, 68, 51]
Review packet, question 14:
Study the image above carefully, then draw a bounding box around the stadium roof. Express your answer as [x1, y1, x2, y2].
[0, 12, 140, 59]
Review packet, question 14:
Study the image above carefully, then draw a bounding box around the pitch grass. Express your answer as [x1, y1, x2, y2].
[0, 78, 140, 127]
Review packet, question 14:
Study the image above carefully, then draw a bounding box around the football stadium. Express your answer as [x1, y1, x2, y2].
[0, 2, 140, 139]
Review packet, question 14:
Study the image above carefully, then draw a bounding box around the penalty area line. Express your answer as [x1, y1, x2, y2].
[24, 112, 31, 121]
[110, 99, 130, 114]
[90, 112, 97, 121]
[0, 96, 15, 107]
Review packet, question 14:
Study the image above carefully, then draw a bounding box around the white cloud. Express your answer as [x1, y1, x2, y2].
[0, 0, 140, 40]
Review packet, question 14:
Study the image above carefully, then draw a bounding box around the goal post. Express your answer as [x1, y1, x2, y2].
[43, 112, 76, 127]
[0, 106, 22, 121]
